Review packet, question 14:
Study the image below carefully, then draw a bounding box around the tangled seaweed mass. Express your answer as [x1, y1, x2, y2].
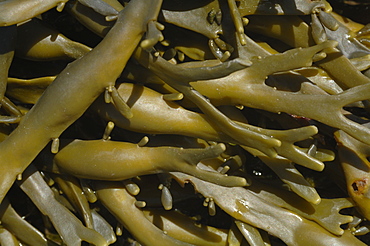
[2, 0, 370, 245]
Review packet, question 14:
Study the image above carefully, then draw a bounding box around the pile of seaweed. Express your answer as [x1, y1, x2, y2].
[1, 0, 370, 245]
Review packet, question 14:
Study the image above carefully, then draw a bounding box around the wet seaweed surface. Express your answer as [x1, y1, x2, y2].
[1, 0, 370, 245]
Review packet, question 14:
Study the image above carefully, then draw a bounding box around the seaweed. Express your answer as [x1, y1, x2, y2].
[1, 0, 370, 245]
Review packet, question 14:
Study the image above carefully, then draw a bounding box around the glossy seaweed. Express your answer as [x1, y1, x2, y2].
[0, 0, 370, 245]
